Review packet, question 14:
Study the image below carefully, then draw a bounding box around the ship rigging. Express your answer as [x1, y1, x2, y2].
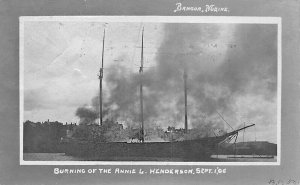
[61, 26, 258, 161]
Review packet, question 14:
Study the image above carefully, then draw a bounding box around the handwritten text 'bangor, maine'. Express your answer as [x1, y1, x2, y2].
[174, 3, 229, 13]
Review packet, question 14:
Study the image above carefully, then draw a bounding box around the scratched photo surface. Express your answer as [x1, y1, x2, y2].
[21, 19, 279, 164]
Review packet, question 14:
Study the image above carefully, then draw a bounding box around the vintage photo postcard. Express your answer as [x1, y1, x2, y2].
[20, 16, 281, 165]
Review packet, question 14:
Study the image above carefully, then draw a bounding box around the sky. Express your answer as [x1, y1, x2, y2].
[22, 20, 278, 143]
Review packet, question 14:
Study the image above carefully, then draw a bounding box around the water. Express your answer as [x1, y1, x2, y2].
[211, 155, 277, 162]
[23, 153, 83, 161]
[24, 153, 277, 162]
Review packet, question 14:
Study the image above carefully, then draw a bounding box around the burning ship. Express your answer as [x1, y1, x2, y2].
[62, 28, 255, 161]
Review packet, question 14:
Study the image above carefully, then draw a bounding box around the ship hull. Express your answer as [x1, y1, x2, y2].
[62, 136, 227, 161]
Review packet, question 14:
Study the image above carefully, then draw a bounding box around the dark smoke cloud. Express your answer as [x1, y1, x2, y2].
[75, 106, 97, 125]
[77, 23, 277, 133]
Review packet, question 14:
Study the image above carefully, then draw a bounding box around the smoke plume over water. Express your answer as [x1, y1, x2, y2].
[76, 23, 277, 137]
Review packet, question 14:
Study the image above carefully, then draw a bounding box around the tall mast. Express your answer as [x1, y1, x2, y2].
[139, 27, 144, 142]
[183, 65, 188, 133]
[99, 29, 105, 126]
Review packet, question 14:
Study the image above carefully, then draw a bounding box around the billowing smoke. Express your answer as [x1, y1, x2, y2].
[76, 23, 277, 138]
[75, 106, 97, 125]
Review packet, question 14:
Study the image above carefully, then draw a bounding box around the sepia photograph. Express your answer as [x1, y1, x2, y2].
[20, 16, 281, 165]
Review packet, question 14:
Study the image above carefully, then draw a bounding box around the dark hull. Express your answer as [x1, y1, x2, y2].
[62, 135, 228, 161]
